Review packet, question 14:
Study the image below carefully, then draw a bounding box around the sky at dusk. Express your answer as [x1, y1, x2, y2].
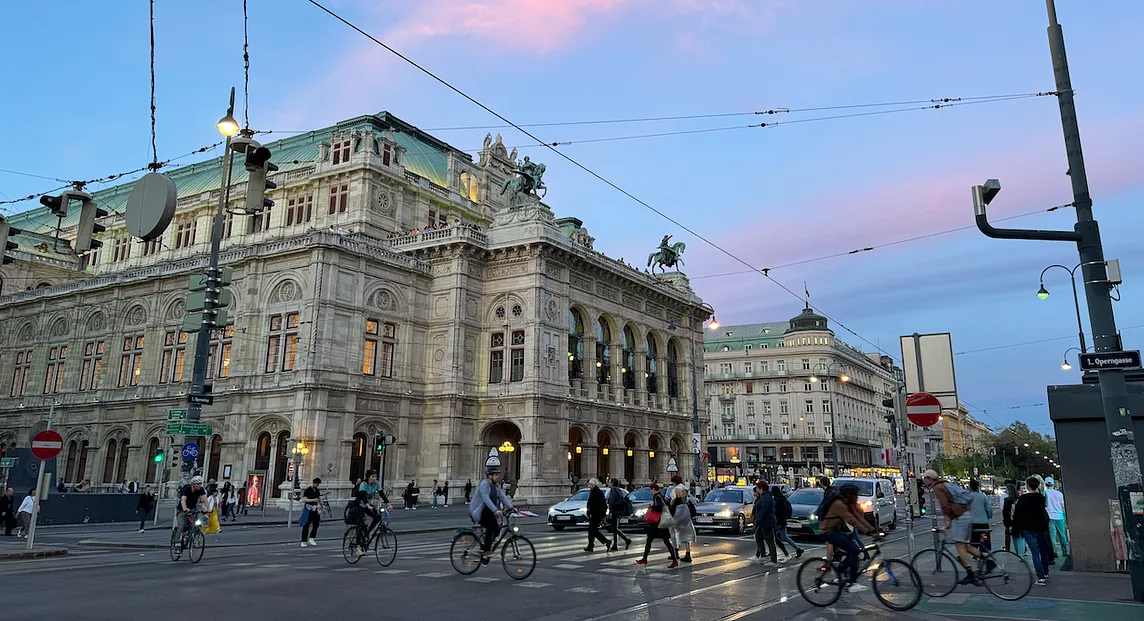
[2, 1, 1142, 437]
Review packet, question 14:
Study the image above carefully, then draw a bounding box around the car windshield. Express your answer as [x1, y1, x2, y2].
[567, 490, 590, 501]
[788, 489, 824, 505]
[704, 489, 745, 503]
[835, 480, 875, 496]
[629, 488, 653, 501]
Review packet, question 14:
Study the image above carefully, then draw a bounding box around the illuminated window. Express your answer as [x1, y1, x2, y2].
[207, 324, 234, 379]
[9, 349, 32, 397]
[79, 341, 105, 391]
[159, 330, 189, 383]
[119, 335, 145, 387]
[43, 345, 66, 394]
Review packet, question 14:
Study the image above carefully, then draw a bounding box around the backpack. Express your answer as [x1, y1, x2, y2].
[813, 490, 841, 527]
[687, 499, 697, 518]
[623, 494, 635, 517]
[940, 482, 973, 517]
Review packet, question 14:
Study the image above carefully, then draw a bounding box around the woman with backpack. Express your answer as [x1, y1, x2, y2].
[606, 478, 632, 551]
[635, 483, 679, 568]
[771, 485, 804, 560]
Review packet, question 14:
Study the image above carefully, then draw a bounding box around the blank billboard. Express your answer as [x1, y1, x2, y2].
[900, 332, 959, 412]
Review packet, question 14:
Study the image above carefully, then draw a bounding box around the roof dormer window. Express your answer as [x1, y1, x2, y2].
[332, 138, 352, 165]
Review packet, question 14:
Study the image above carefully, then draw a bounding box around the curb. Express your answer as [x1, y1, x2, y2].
[0, 547, 69, 561]
[77, 521, 548, 550]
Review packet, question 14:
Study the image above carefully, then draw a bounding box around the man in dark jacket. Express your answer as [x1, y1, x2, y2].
[751, 480, 785, 563]
[584, 478, 611, 552]
[772, 485, 804, 559]
[606, 478, 632, 550]
[1002, 483, 1018, 552]
[1012, 477, 1052, 585]
[0, 488, 16, 536]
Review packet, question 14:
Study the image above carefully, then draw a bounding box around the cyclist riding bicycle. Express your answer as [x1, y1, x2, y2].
[468, 449, 514, 564]
[818, 482, 877, 593]
[356, 469, 393, 542]
[175, 475, 207, 546]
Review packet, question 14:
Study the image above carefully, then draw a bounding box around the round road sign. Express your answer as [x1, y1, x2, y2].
[30, 430, 63, 460]
[906, 392, 942, 428]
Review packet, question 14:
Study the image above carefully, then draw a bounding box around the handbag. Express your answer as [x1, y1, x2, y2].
[658, 507, 677, 529]
[643, 508, 661, 525]
[298, 506, 309, 526]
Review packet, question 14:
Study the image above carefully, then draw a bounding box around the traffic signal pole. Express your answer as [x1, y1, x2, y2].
[974, 2, 1144, 600]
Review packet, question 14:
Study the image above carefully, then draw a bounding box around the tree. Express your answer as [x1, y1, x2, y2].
[986, 422, 1059, 482]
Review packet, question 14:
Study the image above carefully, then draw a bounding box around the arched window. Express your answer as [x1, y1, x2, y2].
[64, 440, 78, 483]
[350, 432, 367, 483]
[0, 442, 6, 457]
[273, 430, 291, 496]
[596, 318, 612, 385]
[646, 334, 659, 393]
[254, 432, 272, 471]
[207, 435, 223, 481]
[102, 439, 118, 484]
[667, 341, 679, 398]
[145, 437, 160, 483]
[568, 309, 585, 383]
[622, 326, 636, 390]
[116, 438, 130, 483]
[75, 440, 90, 482]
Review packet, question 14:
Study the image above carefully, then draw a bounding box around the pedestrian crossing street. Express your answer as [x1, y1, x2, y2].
[207, 533, 826, 590]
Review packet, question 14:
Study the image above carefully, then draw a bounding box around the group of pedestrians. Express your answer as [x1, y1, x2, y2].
[1001, 475, 1066, 585]
[748, 479, 805, 564]
[0, 487, 35, 538]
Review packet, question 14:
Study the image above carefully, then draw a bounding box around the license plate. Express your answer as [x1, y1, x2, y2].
[554, 515, 573, 522]
[696, 516, 713, 524]
[627, 517, 642, 524]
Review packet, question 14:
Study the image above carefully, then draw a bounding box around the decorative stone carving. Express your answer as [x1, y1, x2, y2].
[125, 306, 146, 326]
[18, 322, 34, 342]
[433, 349, 445, 362]
[166, 298, 186, 320]
[50, 317, 69, 337]
[371, 289, 396, 311]
[570, 275, 592, 291]
[272, 280, 300, 303]
[431, 262, 452, 276]
[86, 311, 106, 333]
[486, 261, 528, 278]
[596, 284, 619, 301]
[545, 297, 559, 321]
[465, 298, 478, 318]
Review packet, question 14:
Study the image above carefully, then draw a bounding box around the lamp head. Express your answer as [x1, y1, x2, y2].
[708, 316, 720, 330]
[1061, 359, 1072, 371]
[1037, 284, 1049, 300]
[216, 113, 240, 137]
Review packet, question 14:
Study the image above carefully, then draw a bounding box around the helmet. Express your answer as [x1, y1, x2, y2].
[191, 476, 205, 485]
[839, 483, 860, 496]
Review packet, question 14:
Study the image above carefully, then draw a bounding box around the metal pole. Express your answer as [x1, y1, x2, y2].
[26, 402, 54, 550]
[153, 436, 168, 526]
[689, 310, 702, 487]
[1068, 267, 1088, 353]
[184, 88, 236, 490]
[829, 387, 839, 476]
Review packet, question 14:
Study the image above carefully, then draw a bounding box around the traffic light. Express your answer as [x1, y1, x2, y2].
[243, 144, 278, 215]
[73, 192, 108, 253]
[882, 398, 894, 409]
[39, 194, 67, 218]
[153, 448, 165, 463]
[375, 433, 386, 453]
[184, 266, 233, 332]
[0, 216, 20, 265]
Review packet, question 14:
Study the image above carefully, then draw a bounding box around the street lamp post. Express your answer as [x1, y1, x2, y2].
[811, 362, 850, 476]
[688, 305, 717, 488]
[1060, 347, 1082, 371]
[1038, 263, 1087, 352]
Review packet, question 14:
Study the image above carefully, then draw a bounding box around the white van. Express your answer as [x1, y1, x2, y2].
[832, 477, 898, 531]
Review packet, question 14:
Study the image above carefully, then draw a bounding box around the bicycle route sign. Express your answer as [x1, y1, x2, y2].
[181, 443, 200, 462]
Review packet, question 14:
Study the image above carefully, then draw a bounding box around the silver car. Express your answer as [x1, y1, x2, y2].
[547, 487, 616, 530]
[692, 486, 755, 534]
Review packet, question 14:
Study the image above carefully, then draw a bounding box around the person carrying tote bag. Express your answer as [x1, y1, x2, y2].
[635, 483, 679, 568]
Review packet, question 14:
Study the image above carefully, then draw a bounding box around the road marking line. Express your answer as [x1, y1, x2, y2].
[514, 582, 551, 588]
[566, 587, 599, 593]
[417, 572, 453, 578]
[230, 562, 256, 566]
[376, 569, 408, 574]
[261, 564, 289, 568]
[334, 567, 364, 572]
[552, 564, 584, 569]
[465, 576, 499, 583]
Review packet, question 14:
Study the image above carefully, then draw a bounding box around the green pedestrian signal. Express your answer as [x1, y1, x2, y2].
[153, 449, 165, 463]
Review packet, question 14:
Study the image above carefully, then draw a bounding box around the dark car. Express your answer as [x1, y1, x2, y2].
[784, 487, 824, 538]
[693, 486, 754, 534]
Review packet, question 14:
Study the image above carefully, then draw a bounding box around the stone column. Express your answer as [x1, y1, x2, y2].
[581, 444, 598, 480]
[634, 347, 647, 406]
[610, 344, 623, 401]
[608, 446, 623, 482]
[634, 448, 650, 485]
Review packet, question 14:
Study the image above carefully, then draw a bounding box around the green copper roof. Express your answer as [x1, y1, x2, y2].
[2, 111, 465, 255]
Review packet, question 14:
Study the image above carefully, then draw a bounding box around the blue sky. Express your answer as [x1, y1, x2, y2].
[2, 1, 1142, 436]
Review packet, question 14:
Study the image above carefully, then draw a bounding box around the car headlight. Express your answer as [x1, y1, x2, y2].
[716, 509, 733, 518]
[547, 507, 557, 516]
[859, 500, 873, 511]
[808, 513, 817, 520]
[634, 507, 648, 517]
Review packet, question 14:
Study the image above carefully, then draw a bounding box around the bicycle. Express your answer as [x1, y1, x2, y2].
[796, 533, 923, 611]
[450, 512, 536, 580]
[169, 510, 206, 564]
[318, 492, 334, 519]
[341, 507, 397, 566]
[911, 528, 1032, 601]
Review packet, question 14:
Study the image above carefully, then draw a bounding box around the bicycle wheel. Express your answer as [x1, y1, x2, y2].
[981, 550, 1033, 601]
[872, 559, 922, 611]
[796, 557, 844, 607]
[342, 527, 363, 564]
[911, 547, 960, 597]
[169, 529, 182, 561]
[501, 535, 536, 580]
[188, 530, 206, 564]
[450, 531, 483, 575]
[374, 527, 398, 567]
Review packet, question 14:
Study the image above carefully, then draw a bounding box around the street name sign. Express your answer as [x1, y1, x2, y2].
[168, 423, 214, 437]
[1078, 350, 1142, 371]
[187, 394, 214, 405]
[167, 409, 188, 420]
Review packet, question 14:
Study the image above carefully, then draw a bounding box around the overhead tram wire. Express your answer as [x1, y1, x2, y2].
[306, 0, 1061, 369]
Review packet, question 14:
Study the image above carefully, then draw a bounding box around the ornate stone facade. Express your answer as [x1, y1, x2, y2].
[0, 112, 708, 504]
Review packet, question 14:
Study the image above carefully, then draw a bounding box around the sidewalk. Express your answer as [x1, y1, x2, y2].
[912, 570, 1143, 620]
[39, 502, 550, 550]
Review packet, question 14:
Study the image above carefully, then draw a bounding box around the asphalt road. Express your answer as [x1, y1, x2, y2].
[0, 506, 963, 621]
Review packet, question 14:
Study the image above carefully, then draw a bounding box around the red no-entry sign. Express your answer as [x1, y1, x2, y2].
[30, 430, 63, 460]
[905, 392, 942, 428]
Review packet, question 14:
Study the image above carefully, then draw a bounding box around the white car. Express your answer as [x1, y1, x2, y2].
[832, 477, 898, 531]
[547, 488, 616, 530]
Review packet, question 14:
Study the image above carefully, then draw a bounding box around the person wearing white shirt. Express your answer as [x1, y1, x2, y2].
[16, 489, 35, 538]
[1044, 478, 1068, 557]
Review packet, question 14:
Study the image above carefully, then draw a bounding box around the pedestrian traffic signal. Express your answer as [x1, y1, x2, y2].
[39, 194, 67, 218]
[375, 433, 386, 452]
[882, 398, 894, 408]
[0, 216, 20, 265]
[153, 449, 165, 463]
[73, 192, 108, 253]
[243, 144, 278, 215]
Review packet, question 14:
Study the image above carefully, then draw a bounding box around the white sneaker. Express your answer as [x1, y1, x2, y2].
[779, 554, 790, 563]
[300, 541, 308, 548]
[307, 538, 317, 547]
[746, 555, 761, 562]
[846, 583, 868, 593]
[139, 529, 145, 534]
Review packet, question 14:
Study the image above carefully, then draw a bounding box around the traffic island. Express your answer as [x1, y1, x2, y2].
[0, 546, 69, 561]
